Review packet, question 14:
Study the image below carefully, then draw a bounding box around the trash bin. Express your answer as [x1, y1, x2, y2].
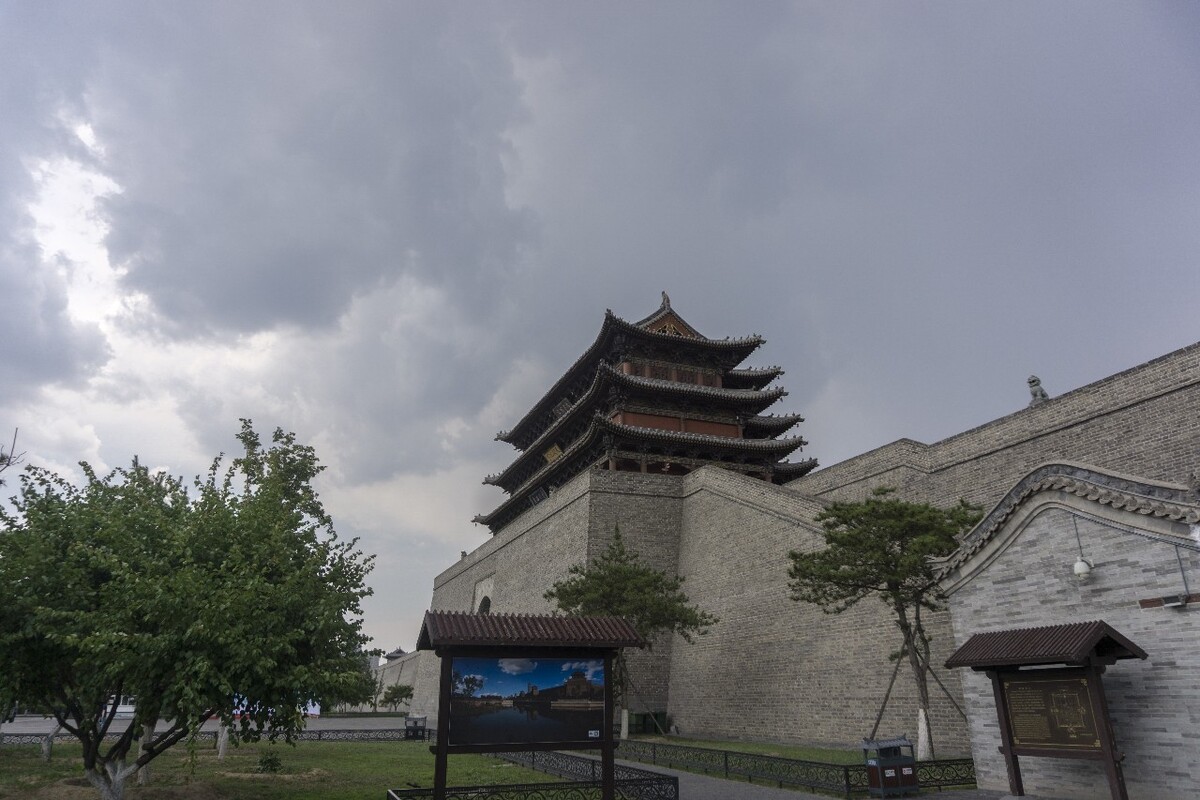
[404, 715, 428, 740]
[862, 735, 918, 797]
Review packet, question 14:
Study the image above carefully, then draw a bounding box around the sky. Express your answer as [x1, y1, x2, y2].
[2, 2, 1198, 655]
[454, 657, 604, 698]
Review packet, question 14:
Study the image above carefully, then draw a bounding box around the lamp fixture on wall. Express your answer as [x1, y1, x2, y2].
[1072, 516, 1094, 583]
[1073, 556, 1094, 582]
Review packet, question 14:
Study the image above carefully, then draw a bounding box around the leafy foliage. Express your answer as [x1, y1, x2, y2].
[255, 749, 283, 773]
[788, 488, 980, 614]
[450, 671, 484, 699]
[787, 487, 980, 754]
[545, 527, 716, 699]
[0, 421, 375, 800]
[381, 683, 414, 711]
[0, 427, 24, 486]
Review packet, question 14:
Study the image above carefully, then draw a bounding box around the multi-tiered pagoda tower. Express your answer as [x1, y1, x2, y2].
[475, 294, 817, 532]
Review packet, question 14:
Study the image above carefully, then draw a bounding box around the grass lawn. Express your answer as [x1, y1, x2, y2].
[628, 734, 863, 764]
[0, 739, 552, 800]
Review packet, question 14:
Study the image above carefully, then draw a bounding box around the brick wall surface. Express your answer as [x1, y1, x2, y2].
[948, 501, 1200, 800]
[669, 467, 970, 750]
[795, 342, 1200, 507]
[341, 650, 442, 718]
[429, 468, 683, 715]
[413, 341, 1199, 755]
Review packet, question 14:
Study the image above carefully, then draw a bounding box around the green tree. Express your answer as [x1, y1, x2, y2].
[0, 421, 374, 800]
[787, 487, 980, 759]
[381, 683, 414, 711]
[0, 427, 23, 486]
[450, 670, 484, 698]
[545, 527, 716, 735]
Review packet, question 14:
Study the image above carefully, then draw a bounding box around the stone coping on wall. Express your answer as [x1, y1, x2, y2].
[939, 461, 1200, 595]
[795, 340, 1200, 497]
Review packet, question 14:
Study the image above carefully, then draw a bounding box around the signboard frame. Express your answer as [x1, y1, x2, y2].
[436, 646, 614, 755]
[416, 611, 645, 800]
[988, 664, 1126, 799]
[945, 621, 1147, 800]
[999, 668, 1104, 756]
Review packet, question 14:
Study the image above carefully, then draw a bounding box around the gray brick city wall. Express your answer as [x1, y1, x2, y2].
[947, 500, 1200, 800]
[668, 467, 970, 750]
[584, 471, 685, 714]
[429, 468, 684, 716]
[413, 340, 1199, 755]
[795, 342, 1200, 507]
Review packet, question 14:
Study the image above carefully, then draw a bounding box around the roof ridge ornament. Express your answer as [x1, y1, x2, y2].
[661, 290, 671, 309]
[1028, 375, 1050, 407]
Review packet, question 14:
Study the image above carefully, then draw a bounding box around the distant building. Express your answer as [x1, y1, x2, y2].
[475, 293, 815, 533]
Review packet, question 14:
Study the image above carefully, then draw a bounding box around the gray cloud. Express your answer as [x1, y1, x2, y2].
[0, 4, 109, 406]
[71, 3, 532, 336]
[3, 1, 1198, 651]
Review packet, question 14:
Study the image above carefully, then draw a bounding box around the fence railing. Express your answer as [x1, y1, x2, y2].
[0, 727, 419, 746]
[4, 726, 972, 799]
[387, 779, 671, 800]
[387, 750, 679, 800]
[613, 740, 975, 798]
[497, 749, 677, 798]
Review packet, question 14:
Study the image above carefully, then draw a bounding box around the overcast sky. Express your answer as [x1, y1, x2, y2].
[3, 2, 1198, 654]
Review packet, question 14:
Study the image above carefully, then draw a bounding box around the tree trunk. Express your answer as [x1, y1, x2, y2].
[619, 707, 629, 740]
[85, 759, 135, 800]
[136, 722, 156, 785]
[916, 707, 931, 761]
[41, 724, 62, 761]
[216, 723, 230, 761]
[896, 603, 935, 760]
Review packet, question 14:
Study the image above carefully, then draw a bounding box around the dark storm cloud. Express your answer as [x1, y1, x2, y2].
[68, 3, 532, 336]
[491, 2, 1200, 464]
[3, 2, 1199, 651]
[0, 3, 109, 406]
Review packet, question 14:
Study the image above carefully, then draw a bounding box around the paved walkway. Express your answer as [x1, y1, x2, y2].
[613, 758, 1016, 800]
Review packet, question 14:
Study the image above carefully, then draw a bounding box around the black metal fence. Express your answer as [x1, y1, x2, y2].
[4, 725, 972, 799]
[387, 750, 679, 800]
[387, 781, 668, 800]
[613, 740, 975, 798]
[498, 749, 677, 798]
[0, 727, 418, 746]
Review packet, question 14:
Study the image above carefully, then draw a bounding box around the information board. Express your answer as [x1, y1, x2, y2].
[448, 656, 606, 746]
[1001, 672, 1101, 752]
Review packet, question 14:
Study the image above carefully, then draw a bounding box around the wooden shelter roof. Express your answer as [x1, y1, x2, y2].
[945, 620, 1147, 671]
[416, 611, 646, 651]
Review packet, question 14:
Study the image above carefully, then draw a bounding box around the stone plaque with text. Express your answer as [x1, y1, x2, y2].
[1002, 673, 1101, 751]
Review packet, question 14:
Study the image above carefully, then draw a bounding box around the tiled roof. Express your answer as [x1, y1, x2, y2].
[593, 416, 806, 454]
[773, 458, 820, 478]
[724, 366, 784, 389]
[610, 367, 786, 409]
[486, 363, 791, 490]
[944, 620, 1147, 670]
[476, 414, 810, 529]
[632, 292, 705, 338]
[417, 611, 646, 650]
[939, 462, 1200, 576]
[497, 306, 763, 446]
[743, 413, 804, 436]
